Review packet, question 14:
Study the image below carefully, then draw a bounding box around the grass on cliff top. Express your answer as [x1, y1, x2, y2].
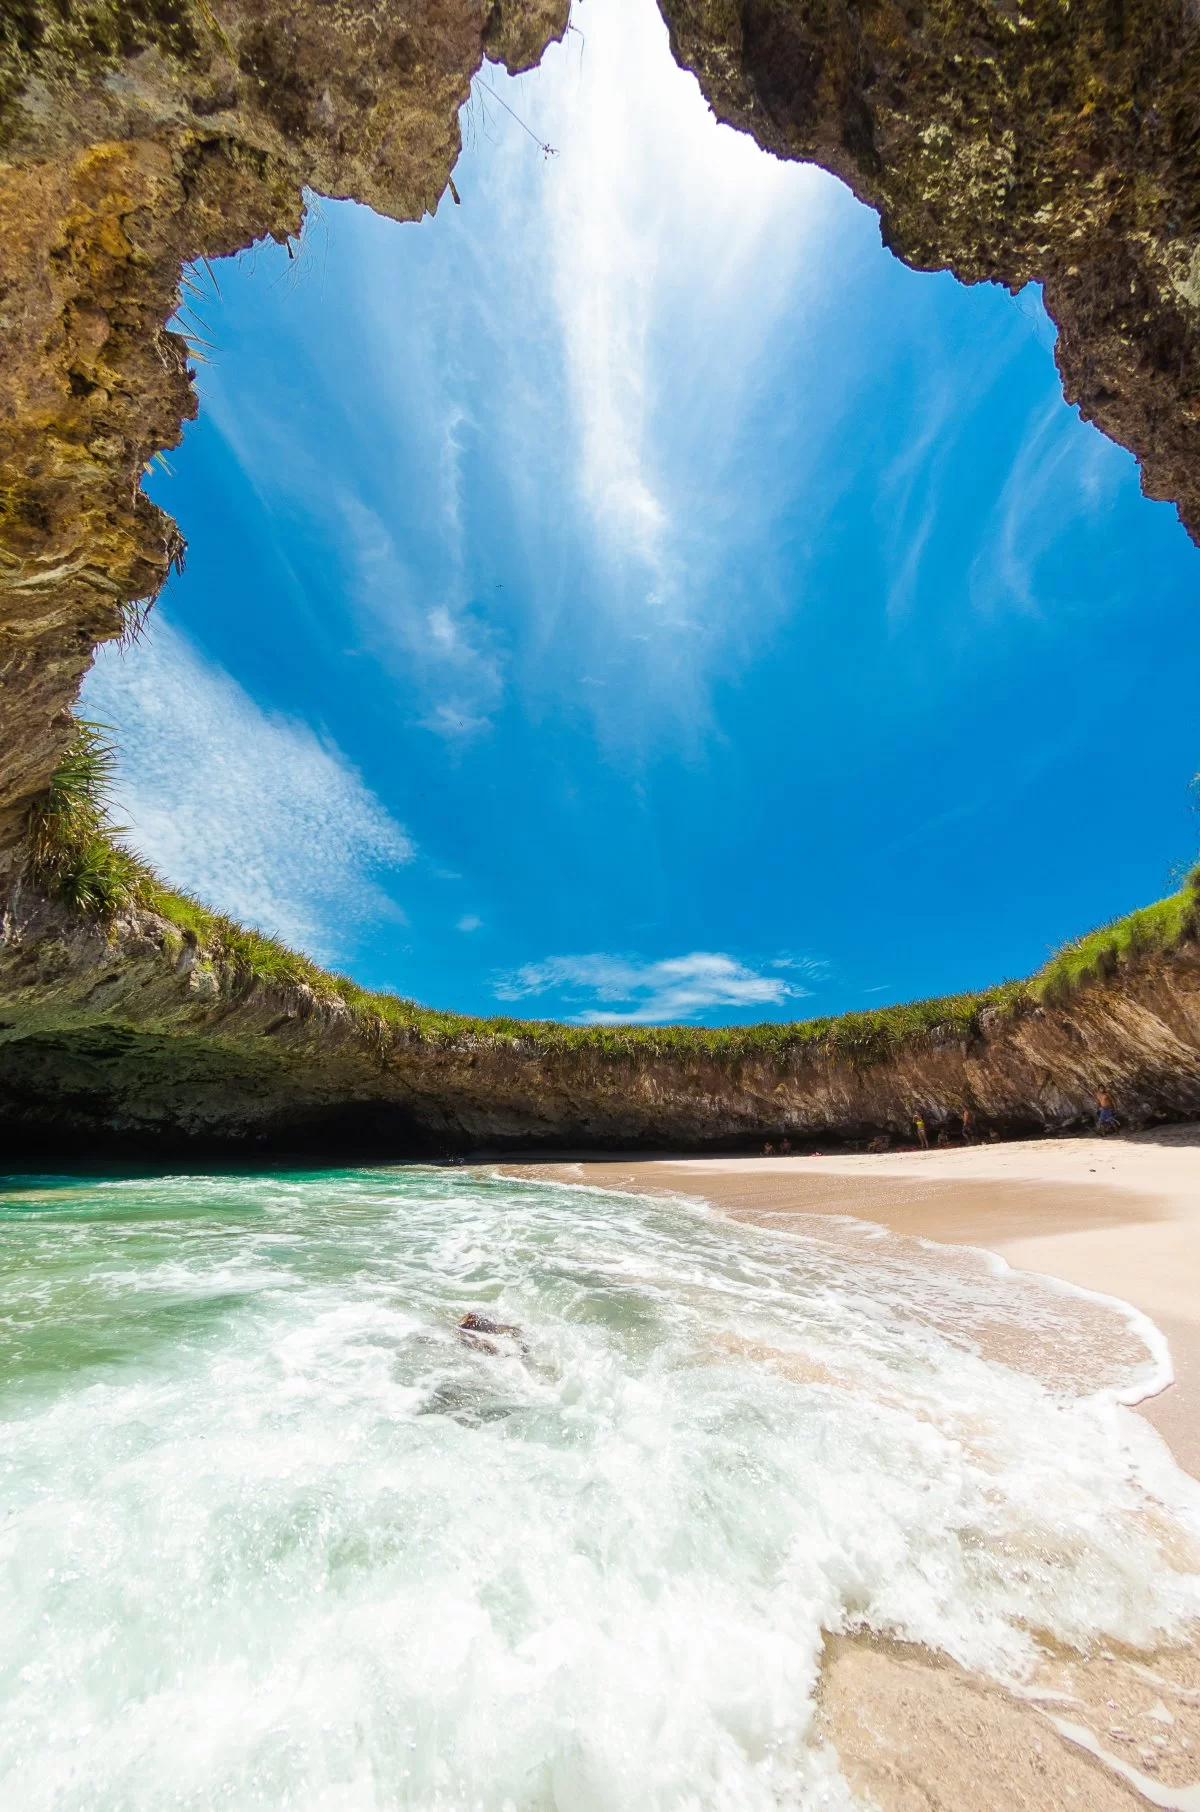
[1027, 881, 1199, 1004]
[22, 724, 1200, 1065]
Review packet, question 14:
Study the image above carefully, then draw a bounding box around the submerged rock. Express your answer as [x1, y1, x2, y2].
[458, 1312, 527, 1356]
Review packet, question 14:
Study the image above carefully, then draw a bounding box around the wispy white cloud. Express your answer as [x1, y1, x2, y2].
[494, 949, 810, 1023]
[180, 0, 845, 758]
[457, 914, 482, 932]
[877, 305, 1052, 625]
[769, 954, 832, 981]
[878, 379, 958, 623]
[82, 620, 413, 962]
[969, 399, 1126, 616]
[465, 0, 842, 740]
[336, 491, 504, 737]
[534, 0, 826, 598]
[191, 240, 505, 743]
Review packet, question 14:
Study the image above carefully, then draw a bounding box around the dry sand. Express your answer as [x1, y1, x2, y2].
[503, 1126, 1200, 1809]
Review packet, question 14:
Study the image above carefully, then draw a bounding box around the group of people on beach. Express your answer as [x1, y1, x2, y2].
[913, 1092, 1121, 1146]
[911, 1106, 986, 1149]
[762, 1089, 1122, 1158]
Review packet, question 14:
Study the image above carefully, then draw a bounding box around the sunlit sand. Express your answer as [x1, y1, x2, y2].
[511, 1126, 1200, 1808]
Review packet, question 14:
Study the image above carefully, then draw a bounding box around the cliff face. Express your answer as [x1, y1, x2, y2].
[4, 882, 1199, 1156]
[0, 0, 567, 866]
[3, 0, 1200, 875]
[661, 0, 1200, 541]
[5, 0, 1200, 1152]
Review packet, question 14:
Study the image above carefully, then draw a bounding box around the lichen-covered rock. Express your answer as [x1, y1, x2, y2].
[0, 133, 301, 861]
[660, 0, 1200, 537]
[0, 0, 569, 864]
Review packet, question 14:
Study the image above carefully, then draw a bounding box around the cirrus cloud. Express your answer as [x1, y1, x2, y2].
[83, 619, 413, 963]
[494, 950, 813, 1024]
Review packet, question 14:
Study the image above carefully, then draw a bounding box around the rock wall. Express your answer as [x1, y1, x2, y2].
[4, 883, 1199, 1155]
[0, 0, 567, 865]
[662, 0, 1200, 539]
[5, 0, 1200, 1150]
[3, 0, 1200, 875]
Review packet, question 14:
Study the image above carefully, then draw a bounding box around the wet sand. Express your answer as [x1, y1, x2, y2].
[509, 1125, 1200, 1474]
[816, 1632, 1200, 1811]
[503, 1128, 1200, 1809]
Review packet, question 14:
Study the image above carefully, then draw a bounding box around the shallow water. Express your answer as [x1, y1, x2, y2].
[2, 1165, 1198, 1811]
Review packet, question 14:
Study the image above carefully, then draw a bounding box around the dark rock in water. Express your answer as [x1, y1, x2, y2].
[458, 1311, 527, 1356]
[421, 1379, 516, 1426]
[457, 1331, 502, 1355]
[459, 1312, 521, 1337]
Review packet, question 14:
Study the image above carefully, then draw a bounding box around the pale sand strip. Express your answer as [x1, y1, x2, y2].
[815, 1635, 1200, 1812]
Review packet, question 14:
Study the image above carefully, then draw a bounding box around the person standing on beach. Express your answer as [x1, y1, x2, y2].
[1096, 1089, 1119, 1135]
[914, 1113, 929, 1149]
[961, 1106, 977, 1144]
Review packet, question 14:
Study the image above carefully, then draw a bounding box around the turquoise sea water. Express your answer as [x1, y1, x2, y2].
[2, 1165, 1198, 1810]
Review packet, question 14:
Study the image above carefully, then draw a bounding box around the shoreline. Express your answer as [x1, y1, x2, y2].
[502, 1128, 1200, 1807]
[502, 1124, 1200, 1475]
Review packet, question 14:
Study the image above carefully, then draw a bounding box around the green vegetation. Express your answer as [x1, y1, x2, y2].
[23, 722, 152, 915]
[1029, 878, 1200, 1005]
[23, 722, 334, 993]
[22, 724, 1200, 1067]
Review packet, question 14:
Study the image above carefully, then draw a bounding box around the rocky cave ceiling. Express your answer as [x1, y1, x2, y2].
[1, 0, 1198, 865]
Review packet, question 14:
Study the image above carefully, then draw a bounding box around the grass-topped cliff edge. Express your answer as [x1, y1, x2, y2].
[17, 722, 1200, 1078]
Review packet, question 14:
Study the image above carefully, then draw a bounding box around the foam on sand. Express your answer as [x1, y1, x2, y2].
[2, 1162, 1199, 1809]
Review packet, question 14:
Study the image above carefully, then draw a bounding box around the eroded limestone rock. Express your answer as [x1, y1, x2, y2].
[3, 879, 1199, 1154]
[661, 0, 1200, 537]
[0, 0, 568, 862]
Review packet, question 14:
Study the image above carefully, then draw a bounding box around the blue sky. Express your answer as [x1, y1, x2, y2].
[85, 0, 1200, 1025]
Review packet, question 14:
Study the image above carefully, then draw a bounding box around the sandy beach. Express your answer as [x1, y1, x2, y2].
[504, 1128, 1200, 1810]
[514, 1124, 1200, 1475]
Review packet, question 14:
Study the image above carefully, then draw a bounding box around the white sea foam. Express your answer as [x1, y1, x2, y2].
[0, 1166, 1197, 1810]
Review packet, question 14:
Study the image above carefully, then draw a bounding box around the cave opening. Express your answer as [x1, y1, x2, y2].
[79, 0, 1200, 1032]
[8, 12, 1200, 1801]
[5, 0, 1200, 1151]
